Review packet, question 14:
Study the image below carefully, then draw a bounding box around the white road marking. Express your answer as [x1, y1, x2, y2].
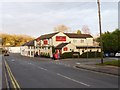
[28, 62, 32, 65]
[76, 62, 81, 64]
[40, 67, 48, 71]
[65, 64, 69, 67]
[67, 64, 70, 67]
[11, 59, 15, 62]
[56, 73, 90, 87]
[27, 62, 48, 71]
[38, 67, 48, 71]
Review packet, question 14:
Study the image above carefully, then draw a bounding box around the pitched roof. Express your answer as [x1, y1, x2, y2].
[55, 43, 69, 49]
[36, 32, 93, 41]
[39, 32, 58, 40]
[22, 40, 34, 46]
[64, 33, 93, 38]
[22, 42, 29, 46]
[76, 46, 100, 48]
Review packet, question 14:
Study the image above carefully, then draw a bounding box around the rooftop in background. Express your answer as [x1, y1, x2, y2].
[22, 40, 35, 46]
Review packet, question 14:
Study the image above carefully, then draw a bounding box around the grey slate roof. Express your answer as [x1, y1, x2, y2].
[55, 43, 69, 49]
[76, 46, 100, 48]
[22, 40, 34, 46]
[39, 32, 58, 40]
[64, 33, 93, 38]
[36, 32, 93, 40]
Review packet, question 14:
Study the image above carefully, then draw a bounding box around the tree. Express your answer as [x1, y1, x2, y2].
[54, 24, 70, 32]
[0, 33, 34, 47]
[96, 29, 120, 53]
[112, 29, 120, 52]
[82, 25, 91, 34]
[76, 30, 81, 34]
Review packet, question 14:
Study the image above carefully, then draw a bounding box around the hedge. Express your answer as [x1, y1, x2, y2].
[80, 52, 101, 58]
[61, 52, 80, 59]
[40, 52, 50, 58]
[0, 48, 2, 54]
[61, 52, 101, 59]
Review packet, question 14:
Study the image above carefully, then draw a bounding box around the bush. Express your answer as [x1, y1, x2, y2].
[0, 48, 2, 54]
[40, 52, 50, 58]
[61, 52, 80, 59]
[47, 53, 50, 58]
[80, 52, 101, 58]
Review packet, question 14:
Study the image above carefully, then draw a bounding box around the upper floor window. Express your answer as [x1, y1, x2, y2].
[43, 40, 48, 45]
[31, 46, 34, 49]
[81, 39, 84, 43]
[73, 40, 77, 43]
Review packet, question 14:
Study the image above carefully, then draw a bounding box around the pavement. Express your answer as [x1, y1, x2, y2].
[0, 55, 2, 89]
[54, 58, 119, 76]
[75, 64, 119, 76]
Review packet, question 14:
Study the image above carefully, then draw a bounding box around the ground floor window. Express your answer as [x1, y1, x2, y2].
[28, 51, 30, 55]
[63, 47, 68, 51]
[82, 50, 84, 53]
[97, 49, 99, 52]
[31, 51, 33, 56]
[90, 50, 92, 52]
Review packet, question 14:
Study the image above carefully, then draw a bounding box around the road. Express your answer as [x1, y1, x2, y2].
[3, 53, 118, 88]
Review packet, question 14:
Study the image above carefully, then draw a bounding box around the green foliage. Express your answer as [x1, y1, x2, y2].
[47, 53, 50, 57]
[97, 60, 120, 67]
[0, 33, 34, 47]
[40, 52, 50, 58]
[61, 52, 101, 59]
[61, 52, 73, 59]
[96, 29, 120, 53]
[80, 52, 101, 58]
[0, 48, 2, 54]
[61, 52, 80, 59]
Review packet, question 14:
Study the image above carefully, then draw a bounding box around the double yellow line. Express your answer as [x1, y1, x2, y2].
[4, 59, 21, 90]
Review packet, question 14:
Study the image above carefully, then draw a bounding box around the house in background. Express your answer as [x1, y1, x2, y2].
[8, 47, 21, 53]
[21, 40, 39, 57]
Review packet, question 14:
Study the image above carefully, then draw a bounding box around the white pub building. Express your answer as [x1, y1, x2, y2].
[21, 32, 100, 58]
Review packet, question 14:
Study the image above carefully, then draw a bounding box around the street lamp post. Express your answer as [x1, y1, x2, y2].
[97, 0, 103, 64]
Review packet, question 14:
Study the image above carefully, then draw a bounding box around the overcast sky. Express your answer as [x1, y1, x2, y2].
[0, 0, 119, 38]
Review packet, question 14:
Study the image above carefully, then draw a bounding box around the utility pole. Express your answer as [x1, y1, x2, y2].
[97, 0, 103, 64]
[86, 38, 88, 59]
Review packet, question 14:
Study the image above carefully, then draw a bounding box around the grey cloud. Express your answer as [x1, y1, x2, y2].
[1, 2, 118, 37]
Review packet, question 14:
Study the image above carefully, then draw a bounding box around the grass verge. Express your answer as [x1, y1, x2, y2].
[97, 60, 120, 67]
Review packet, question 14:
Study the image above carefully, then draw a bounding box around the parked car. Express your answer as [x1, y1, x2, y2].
[109, 53, 115, 57]
[115, 51, 120, 57]
[4, 50, 9, 56]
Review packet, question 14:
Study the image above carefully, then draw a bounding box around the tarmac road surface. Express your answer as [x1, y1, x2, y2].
[2, 53, 119, 88]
